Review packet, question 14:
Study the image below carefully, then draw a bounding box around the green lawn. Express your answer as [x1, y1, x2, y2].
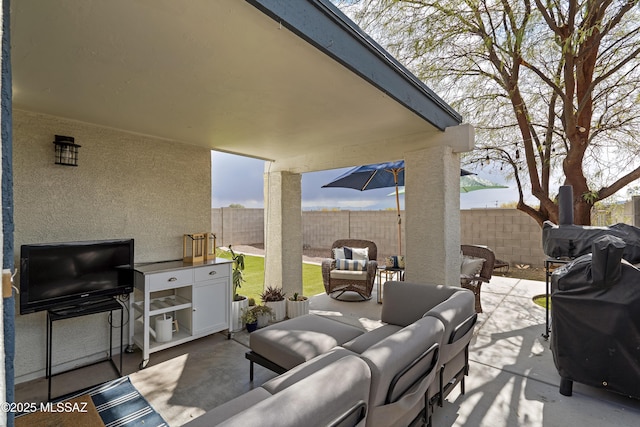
[217, 250, 325, 302]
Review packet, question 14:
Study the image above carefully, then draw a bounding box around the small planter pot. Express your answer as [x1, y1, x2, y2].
[231, 296, 249, 332]
[257, 313, 271, 329]
[287, 298, 309, 318]
[246, 321, 258, 333]
[265, 300, 286, 322]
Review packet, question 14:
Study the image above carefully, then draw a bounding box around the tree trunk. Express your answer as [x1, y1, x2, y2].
[574, 199, 592, 226]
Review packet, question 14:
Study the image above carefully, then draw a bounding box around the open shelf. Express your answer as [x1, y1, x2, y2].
[133, 295, 192, 316]
[132, 323, 192, 353]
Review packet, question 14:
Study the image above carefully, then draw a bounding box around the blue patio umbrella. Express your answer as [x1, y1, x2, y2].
[322, 160, 474, 254]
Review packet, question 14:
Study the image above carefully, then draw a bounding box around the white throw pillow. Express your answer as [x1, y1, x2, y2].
[461, 255, 485, 277]
[351, 247, 369, 262]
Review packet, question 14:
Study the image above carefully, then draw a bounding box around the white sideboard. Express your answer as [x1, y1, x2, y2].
[128, 259, 232, 368]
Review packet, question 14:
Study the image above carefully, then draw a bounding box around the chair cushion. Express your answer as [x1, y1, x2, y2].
[336, 259, 367, 271]
[330, 269, 368, 280]
[461, 255, 485, 276]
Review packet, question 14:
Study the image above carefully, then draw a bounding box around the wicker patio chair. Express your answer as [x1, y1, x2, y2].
[321, 239, 378, 301]
[460, 245, 496, 313]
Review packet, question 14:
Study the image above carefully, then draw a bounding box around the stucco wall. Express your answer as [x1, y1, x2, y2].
[13, 110, 211, 382]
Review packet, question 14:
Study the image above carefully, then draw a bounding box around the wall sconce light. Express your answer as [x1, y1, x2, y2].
[53, 135, 81, 166]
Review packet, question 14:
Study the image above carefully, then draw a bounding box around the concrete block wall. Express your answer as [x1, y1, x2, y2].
[303, 211, 350, 253]
[212, 205, 639, 268]
[212, 208, 264, 247]
[213, 207, 554, 266]
[348, 211, 404, 257]
[460, 209, 545, 266]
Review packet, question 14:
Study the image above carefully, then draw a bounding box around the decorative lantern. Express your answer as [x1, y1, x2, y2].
[204, 233, 217, 261]
[53, 135, 81, 166]
[183, 233, 206, 263]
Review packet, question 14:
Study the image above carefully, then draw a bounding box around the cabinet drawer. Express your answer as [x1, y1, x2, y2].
[148, 269, 193, 291]
[194, 264, 230, 282]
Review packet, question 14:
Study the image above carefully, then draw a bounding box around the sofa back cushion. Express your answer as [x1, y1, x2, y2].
[359, 316, 444, 424]
[381, 282, 459, 326]
[423, 290, 476, 365]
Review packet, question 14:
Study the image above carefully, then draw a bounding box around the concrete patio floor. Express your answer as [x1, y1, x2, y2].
[15, 276, 640, 426]
[433, 276, 640, 426]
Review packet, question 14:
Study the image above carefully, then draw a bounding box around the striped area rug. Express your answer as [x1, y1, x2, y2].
[73, 376, 167, 427]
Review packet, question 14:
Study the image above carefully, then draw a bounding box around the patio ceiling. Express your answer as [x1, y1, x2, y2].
[11, 0, 461, 171]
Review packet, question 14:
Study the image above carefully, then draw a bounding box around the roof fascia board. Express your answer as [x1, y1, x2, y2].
[246, 0, 463, 131]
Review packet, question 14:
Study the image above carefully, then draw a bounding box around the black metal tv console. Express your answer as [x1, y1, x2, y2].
[46, 297, 124, 400]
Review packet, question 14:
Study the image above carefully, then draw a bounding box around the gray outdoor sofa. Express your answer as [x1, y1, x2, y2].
[188, 282, 476, 427]
[184, 352, 372, 427]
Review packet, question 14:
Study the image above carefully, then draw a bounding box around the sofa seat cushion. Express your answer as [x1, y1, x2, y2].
[262, 347, 357, 394]
[330, 269, 368, 280]
[342, 324, 403, 354]
[184, 388, 272, 427]
[249, 314, 365, 370]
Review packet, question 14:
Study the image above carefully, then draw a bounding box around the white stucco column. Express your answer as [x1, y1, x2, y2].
[263, 169, 303, 297]
[404, 124, 474, 286]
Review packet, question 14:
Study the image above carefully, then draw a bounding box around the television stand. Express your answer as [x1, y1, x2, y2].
[46, 297, 124, 401]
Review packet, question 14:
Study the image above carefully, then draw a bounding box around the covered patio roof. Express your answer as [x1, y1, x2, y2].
[11, 0, 462, 172]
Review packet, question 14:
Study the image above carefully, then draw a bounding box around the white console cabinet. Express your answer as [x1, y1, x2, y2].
[129, 259, 232, 368]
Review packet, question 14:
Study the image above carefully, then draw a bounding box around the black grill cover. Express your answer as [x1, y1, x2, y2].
[550, 235, 640, 398]
[542, 221, 640, 263]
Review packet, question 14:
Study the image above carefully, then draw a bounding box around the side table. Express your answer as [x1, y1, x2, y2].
[377, 267, 404, 304]
[47, 297, 124, 400]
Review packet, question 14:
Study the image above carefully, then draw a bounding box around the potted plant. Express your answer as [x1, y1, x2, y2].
[240, 307, 258, 333]
[229, 246, 249, 332]
[251, 305, 273, 328]
[287, 292, 309, 319]
[261, 285, 286, 322]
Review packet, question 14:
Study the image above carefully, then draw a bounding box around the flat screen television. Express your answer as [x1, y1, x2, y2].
[19, 239, 134, 314]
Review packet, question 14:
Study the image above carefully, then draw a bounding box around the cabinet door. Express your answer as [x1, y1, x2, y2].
[192, 279, 229, 335]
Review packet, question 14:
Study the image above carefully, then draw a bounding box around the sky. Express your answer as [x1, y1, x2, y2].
[211, 151, 520, 210]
